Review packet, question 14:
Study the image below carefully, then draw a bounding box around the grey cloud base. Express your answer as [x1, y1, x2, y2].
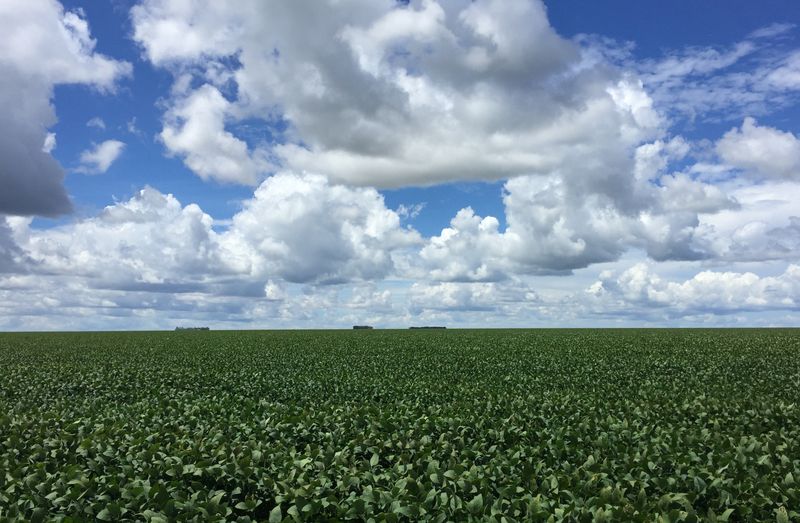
[0, 146, 71, 217]
[0, 71, 71, 217]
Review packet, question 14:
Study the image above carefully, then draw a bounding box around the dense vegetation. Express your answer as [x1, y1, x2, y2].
[1, 329, 799, 522]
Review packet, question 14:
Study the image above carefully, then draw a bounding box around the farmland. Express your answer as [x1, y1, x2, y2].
[1, 329, 799, 522]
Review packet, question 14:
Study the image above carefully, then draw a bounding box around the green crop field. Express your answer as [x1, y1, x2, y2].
[1, 329, 799, 522]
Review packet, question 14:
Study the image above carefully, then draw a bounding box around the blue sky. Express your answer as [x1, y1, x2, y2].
[2, 0, 800, 329]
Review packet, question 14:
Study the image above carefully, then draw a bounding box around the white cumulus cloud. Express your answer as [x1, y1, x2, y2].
[9, 171, 420, 294]
[223, 172, 421, 284]
[160, 84, 273, 185]
[590, 263, 800, 314]
[717, 117, 800, 179]
[77, 140, 126, 174]
[132, 0, 662, 189]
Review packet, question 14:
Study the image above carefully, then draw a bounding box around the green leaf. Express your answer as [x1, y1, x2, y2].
[467, 493, 484, 515]
[269, 505, 282, 523]
[777, 506, 789, 523]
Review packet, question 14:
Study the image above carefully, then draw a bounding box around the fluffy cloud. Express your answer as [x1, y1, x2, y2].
[0, 66, 73, 217]
[417, 164, 735, 278]
[420, 175, 640, 279]
[76, 140, 126, 174]
[224, 172, 420, 284]
[409, 280, 539, 314]
[42, 133, 57, 154]
[419, 208, 506, 281]
[14, 187, 230, 292]
[716, 118, 800, 179]
[589, 263, 800, 314]
[396, 202, 425, 220]
[1, 1, 130, 84]
[700, 180, 800, 262]
[10, 171, 418, 294]
[132, 0, 662, 189]
[725, 218, 800, 261]
[2, 175, 798, 329]
[160, 85, 272, 185]
[0, 0, 130, 216]
[132, 0, 754, 278]
[3, 0, 799, 329]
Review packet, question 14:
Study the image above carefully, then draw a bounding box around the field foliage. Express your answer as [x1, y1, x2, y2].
[1, 329, 799, 521]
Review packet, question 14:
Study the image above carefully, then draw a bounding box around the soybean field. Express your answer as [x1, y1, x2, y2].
[1, 329, 799, 522]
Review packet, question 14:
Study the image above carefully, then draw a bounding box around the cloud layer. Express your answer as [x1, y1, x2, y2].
[2, 171, 799, 329]
[1, 0, 799, 329]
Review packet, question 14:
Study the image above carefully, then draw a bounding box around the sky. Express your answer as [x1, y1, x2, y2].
[1, 0, 800, 330]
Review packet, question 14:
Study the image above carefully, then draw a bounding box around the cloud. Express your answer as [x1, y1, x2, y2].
[133, 0, 765, 278]
[600, 25, 800, 123]
[160, 84, 272, 185]
[416, 163, 734, 278]
[11, 171, 419, 295]
[0, 0, 130, 216]
[132, 0, 662, 188]
[0, 169, 436, 327]
[131, 1, 243, 64]
[396, 202, 425, 220]
[2, 171, 798, 329]
[87, 117, 106, 129]
[766, 50, 800, 90]
[15, 186, 230, 290]
[133, 1, 767, 283]
[132, 0, 758, 277]
[76, 140, 126, 174]
[3, 0, 800, 330]
[419, 207, 506, 281]
[725, 218, 800, 261]
[409, 280, 539, 314]
[747, 23, 795, 40]
[1, 1, 131, 86]
[0, 217, 28, 273]
[224, 172, 421, 284]
[589, 262, 800, 315]
[42, 133, 56, 154]
[700, 180, 800, 262]
[716, 118, 800, 179]
[126, 117, 144, 138]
